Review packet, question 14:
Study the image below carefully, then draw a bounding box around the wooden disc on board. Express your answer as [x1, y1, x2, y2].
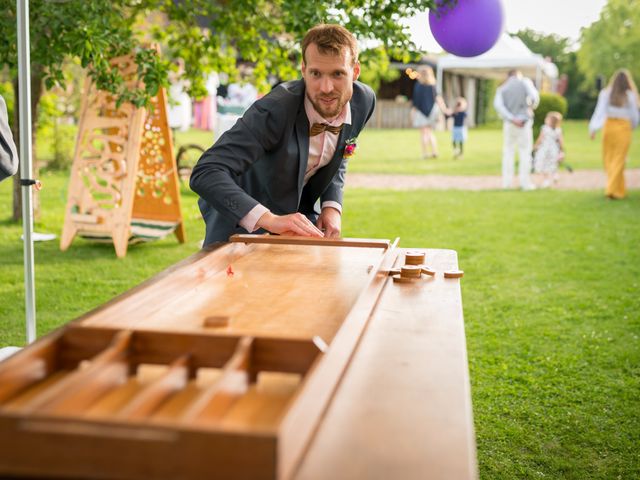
[203, 315, 230, 328]
[401, 265, 423, 278]
[404, 251, 425, 265]
[392, 274, 421, 284]
[421, 266, 436, 276]
[444, 269, 464, 279]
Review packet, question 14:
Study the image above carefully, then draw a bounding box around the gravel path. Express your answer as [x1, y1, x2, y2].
[345, 169, 640, 191]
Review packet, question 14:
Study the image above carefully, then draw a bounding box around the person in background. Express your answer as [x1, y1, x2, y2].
[190, 24, 375, 245]
[167, 59, 192, 132]
[450, 97, 468, 159]
[589, 69, 639, 199]
[533, 111, 565, 188]
[411, 66, 449, 159]
[493, 69, 539, 190]
[0, 93, 18, 182]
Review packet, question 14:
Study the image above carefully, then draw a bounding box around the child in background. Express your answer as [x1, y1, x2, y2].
[533, 111, 565, 187]
[451, 97, 468, 159]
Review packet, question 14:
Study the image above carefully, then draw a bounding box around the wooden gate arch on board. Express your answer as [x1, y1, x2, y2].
[60, 50, 185, 258]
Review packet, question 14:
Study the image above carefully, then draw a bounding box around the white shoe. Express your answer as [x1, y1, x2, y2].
[521, 184, 536, 191]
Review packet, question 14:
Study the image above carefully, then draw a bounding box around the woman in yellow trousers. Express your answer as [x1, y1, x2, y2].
[589, 69, 639, 199]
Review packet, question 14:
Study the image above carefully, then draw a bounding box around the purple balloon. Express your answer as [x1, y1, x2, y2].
[429, 0, 505, 57]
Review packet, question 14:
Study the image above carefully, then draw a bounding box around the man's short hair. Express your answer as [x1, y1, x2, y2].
[301, 24, 359, 66]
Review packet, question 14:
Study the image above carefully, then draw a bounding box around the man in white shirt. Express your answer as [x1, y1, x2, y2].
[190, 24, 375, 245]
[494, 70, 540, 190]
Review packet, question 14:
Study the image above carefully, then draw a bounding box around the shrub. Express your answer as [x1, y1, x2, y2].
[533, 92, 568, 137]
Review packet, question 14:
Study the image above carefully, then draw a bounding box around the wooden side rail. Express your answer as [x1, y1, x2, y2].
[0, 334, 61, 404]
[180, 336, 253, 423]
[117, 354, 191, 420]
[229, 234, 390, 250]
[19, 331, 132, 415]
[279, 238, 401, 479]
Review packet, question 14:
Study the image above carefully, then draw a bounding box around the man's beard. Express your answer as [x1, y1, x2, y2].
[308, 92, 345, 119]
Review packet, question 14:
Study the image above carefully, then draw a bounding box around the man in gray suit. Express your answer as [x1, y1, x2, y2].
[0, 94, 19, 183]
[190, 24, 376, 246]
[494, 70, 539, 190]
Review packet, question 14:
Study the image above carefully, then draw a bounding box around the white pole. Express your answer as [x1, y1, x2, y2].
[17, 0, 36, 344]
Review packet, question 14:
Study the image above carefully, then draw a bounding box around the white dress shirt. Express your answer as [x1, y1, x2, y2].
[238, 99, 352, 233]
[589, 89, 639, 134]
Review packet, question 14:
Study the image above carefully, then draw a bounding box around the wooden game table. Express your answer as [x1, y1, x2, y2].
[0, 235, 477, 480]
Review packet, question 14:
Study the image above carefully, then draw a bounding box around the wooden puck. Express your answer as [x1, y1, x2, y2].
[387, 268, 402, 276]
[392, 274, 421, 284]
[443, 269, 464, 279]
[421, 266, 436, 276]
[401, 265, 422, 278]
[203, 316, 230, 328]
[404, 251, 425, 265]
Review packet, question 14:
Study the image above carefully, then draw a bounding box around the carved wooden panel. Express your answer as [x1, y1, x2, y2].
[61, 50, 185, 257]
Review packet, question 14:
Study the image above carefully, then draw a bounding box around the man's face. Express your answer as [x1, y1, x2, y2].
[301, 43, 360, 119]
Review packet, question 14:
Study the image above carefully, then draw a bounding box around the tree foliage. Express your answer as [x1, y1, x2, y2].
[514, 29, 594, 119]
[0, 0, 454, 108]
[577, 0, 640, 86]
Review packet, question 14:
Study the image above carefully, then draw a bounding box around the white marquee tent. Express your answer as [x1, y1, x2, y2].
[436, 32, 559, 91]
[435, 33, 558, 126]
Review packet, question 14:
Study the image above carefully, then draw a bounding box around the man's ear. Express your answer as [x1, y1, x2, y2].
[301, 60, 306, 77]
[353, 61, 361, 81]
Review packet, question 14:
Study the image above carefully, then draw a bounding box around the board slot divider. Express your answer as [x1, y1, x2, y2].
[179, 336, 253, 423]
[116, 354, 191, 420]
[18, 330, 133, 415]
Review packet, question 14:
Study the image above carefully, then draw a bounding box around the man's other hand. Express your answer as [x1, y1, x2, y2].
[316, 207, 341, 238]
[257, 211, 324, 237]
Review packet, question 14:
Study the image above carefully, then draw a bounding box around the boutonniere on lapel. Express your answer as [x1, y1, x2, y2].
[343, 137, 358, 158]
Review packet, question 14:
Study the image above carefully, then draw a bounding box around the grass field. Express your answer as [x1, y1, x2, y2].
[171, 120, 640, 176]
[1, 123, 639, 479]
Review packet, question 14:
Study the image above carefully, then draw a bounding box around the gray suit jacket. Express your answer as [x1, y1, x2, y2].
[0, 95, 19, 183]
[190, 79, 376, 245]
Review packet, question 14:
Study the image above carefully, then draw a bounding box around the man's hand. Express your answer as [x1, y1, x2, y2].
[316, 207, 341, 238]
[590, 131, 596, 140]
[256, 211, 324, 237]
[511, 118, 525, 127]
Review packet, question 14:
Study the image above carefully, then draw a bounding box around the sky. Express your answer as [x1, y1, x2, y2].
[406, 0, 608, 53]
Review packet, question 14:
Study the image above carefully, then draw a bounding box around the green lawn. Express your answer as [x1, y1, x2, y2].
[348, 120, 640, 175]
[1, 124, 639, 479]
[343, 188, 639, 479]
[169, 120, 640, 176]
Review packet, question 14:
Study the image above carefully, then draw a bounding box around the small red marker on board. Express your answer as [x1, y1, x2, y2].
[226, 265, 234, 277]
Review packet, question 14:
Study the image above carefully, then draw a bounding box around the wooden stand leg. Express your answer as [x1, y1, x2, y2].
[59, 222, 77, 252]
[174, 221, 186, 244]
[113, 224, 130, 258]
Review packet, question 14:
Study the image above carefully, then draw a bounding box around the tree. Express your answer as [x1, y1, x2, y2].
[577, 0, 640, 87]
[514, 29, 595, 118]
[0, 0, 454, 220]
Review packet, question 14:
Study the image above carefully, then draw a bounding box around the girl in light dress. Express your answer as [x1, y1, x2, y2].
[533, 111, 564, 188]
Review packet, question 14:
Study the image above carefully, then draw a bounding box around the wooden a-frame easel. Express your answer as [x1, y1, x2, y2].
[61, 50, 186, 258]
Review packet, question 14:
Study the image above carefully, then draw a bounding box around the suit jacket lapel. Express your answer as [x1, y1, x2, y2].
[295, 105, 310, 190]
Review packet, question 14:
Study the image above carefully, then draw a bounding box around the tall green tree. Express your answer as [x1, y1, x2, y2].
[0, 0, 453, 220]
[577, 0, 640, 86]
[515, 29, 595, 118]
